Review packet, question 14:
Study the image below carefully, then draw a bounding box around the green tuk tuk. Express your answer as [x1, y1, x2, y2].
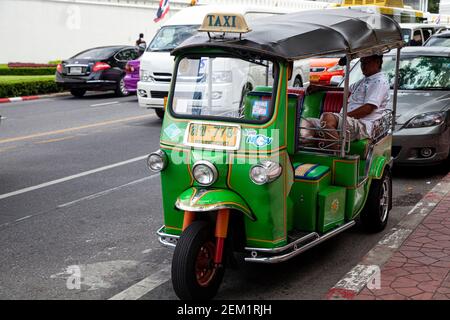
[147, 8, 403, 300]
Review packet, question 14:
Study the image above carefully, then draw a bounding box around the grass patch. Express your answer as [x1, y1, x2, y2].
[0, 75, 55, 84]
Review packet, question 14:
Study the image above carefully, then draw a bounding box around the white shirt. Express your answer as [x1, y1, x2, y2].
[344, 72, 390, 136]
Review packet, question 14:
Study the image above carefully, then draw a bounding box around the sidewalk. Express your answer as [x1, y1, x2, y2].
[328, 172, 450, 300]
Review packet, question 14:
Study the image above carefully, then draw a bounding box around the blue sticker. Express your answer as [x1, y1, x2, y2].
[246, 132, 272, 147]
[252, 100, 269, 117]
[164, 123, 181, 140]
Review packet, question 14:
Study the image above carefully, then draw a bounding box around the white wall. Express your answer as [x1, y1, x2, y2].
[0, 0, 190, 63]
[0, 0, 331, 63]
[441, 0, 450, 14]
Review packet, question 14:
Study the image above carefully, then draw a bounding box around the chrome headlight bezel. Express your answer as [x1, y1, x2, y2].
[147, 150, 167, 172]
[192, 160, 218, 186]
[249, 161, 283, 185]
[404, 111, 447, 129]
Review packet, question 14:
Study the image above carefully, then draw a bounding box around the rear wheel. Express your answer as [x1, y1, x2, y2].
[115, 76, 129, 97]
[360, 169, 392, 233]
[172, 221, 225, 300]
[155, 108, 165, 120]
[70, 89, 86, 98]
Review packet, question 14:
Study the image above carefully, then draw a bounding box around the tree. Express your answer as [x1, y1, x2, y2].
[429, 0, 440, 13]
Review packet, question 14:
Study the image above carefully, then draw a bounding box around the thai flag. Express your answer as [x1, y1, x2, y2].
[154, 0, 170, 23]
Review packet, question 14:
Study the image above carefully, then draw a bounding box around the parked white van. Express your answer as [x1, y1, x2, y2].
[138, 4, 311, 119]
[400, 23, 449, 46]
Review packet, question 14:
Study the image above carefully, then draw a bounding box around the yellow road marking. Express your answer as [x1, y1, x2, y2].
[35, 136, 77, 144]
[0, 146, 17, 153]
[0, 114, 153, 144]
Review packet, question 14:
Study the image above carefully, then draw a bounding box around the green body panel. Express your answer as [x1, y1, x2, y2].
[349, 139, 369, 159]
[318, 186, 346, 233]
[369, 135, 392, 179]
[254, 86, 273, 92]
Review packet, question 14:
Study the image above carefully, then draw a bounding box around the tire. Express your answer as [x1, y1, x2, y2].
[293, 76, 303, 87]
[115, 75, 129, 97]
[360, 169, 392, 233]
[155, 108, 165, 120]
[172, 221, 225, 300]
[70, 89, 86, 98]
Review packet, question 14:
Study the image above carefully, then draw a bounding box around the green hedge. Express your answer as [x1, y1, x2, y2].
[0, 80, 65, 98]
[0, 67, 56, 76]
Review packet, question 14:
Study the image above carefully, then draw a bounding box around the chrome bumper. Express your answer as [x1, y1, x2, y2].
[157, 226, 179, 248]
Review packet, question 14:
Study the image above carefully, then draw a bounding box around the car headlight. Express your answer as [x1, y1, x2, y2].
[147, 150, 167, 172]
[249, 161, 282, 185]
[327, 64, 344, 72]
[404, 111, 446, 129]
[211, 71, 232, 83]
[192, 161, 218, 186]
[140, 70, 154, 82]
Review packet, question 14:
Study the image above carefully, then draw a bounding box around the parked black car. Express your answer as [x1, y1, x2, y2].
[56, 45, 143, 97]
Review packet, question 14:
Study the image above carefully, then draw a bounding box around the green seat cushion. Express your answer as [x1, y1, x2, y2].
[349, 139, 370, 159]
[301, 91, 325, 119]
[293, 163, 330, 180]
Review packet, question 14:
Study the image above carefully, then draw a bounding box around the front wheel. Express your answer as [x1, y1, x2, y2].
[172, 221, 225, 300]
[293, 76, 303, 87]
[360, 169, 392, 233]
[70, 89, 86, 97]
[115, 76, 129, 97]
[155, 108, 165, 119]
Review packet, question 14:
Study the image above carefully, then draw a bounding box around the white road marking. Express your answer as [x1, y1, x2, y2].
[108, 266, 171, 300]
[15, 215, 32, 222]
[90, 101, 119, 107]
[58, 175, 157, 208]
[0, 155, 149, 201]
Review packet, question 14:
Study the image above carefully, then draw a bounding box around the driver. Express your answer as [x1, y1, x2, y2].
[306, 54, 389, 143]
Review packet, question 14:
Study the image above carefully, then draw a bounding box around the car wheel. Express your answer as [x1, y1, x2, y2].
[115, 76, 129, 97]
[70, 89, 86, 98]
[155, 108, 165, 120]
[360, 169, 392, 233]
[293, 76, 303, 87]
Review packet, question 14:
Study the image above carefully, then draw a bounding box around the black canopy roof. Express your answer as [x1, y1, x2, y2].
[172, 8, 404, 61]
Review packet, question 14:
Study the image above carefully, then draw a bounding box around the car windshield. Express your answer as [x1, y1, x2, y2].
[147, 25, 199, 52]
[72, 47, 118, 59]
[425, 37, 450, 47]
[348, 55, 450, 90]
[171, 56, 276, 123]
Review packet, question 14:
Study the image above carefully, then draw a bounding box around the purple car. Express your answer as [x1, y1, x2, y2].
[124, 59, 140, 94]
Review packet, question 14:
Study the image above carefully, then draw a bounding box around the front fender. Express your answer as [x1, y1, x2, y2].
[175, 187, 256, 221]
[369, 156, 387, 179]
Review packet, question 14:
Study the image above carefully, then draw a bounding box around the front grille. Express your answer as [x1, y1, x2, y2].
[153, 72, 172, 83]
[150, 91, 169, 99]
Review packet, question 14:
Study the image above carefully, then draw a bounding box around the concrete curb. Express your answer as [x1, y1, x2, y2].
[0, 92, 70, 104]
[326, 172, 450, 300]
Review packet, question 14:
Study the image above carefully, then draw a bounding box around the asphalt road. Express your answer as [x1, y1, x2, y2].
[0, 93, 448, 300]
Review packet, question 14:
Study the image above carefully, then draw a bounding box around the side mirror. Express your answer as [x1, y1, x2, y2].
[330, 75, 343, 87]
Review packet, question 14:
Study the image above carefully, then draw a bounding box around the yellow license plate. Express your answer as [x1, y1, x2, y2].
[310, 75, 321, 82]
[186, 123, 239, 148]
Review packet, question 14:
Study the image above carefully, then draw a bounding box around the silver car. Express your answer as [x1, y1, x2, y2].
[348, 47, 450, 165]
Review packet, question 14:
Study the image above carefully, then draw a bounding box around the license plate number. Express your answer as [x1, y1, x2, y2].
[186, 123, 240, 149]
[310, 75, 320, 82]
[69, 67, 83, 75]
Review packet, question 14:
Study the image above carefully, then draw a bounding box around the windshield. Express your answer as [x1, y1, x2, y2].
[348, 55, 450, 90]
[72, 47, 118, 59]
[425, 37, 450, 47]
[170, 56, 276, 123]
[147, 25, 199, 52]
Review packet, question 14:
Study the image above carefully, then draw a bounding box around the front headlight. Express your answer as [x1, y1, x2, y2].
[211, 71, 232, 83]
[404, 111, 446, 129]
[140, 70, 154, 82]
[327, 64, 344, 72]
[250, 161, 283, 185]
[147, 150, 167, 172]
[192, 161, 218, 186]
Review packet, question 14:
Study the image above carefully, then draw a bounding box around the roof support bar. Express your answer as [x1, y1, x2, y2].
[340, 54, 351, 158]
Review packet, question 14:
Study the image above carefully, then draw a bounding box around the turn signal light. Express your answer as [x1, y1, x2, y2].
[92, 62, 111, 72]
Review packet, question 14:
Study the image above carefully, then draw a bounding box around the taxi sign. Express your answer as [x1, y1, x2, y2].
[198, 13, 251, 34]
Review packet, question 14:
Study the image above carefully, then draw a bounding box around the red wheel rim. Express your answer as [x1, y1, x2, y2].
[195, 241, 217, 287]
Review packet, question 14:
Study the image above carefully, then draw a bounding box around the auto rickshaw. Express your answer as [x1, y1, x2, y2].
[147, 8, 403, 300]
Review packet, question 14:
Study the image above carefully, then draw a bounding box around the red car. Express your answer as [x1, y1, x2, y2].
[309, 57, 344, 85]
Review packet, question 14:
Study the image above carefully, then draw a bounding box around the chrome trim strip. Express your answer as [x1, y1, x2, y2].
[157, 226, 179, 248]
[175, 201, 255, 220]
[244, 221, 356, 263]
[245, 232, 319, 253]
